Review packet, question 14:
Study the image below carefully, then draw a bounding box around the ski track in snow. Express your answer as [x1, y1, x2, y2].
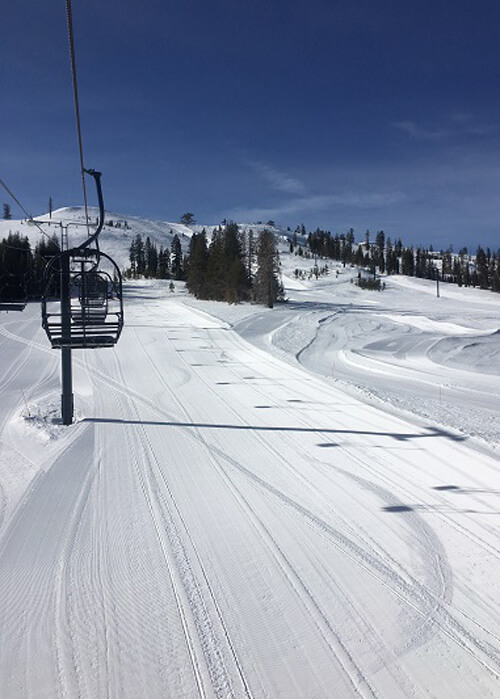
[1, 275, 500, 698]
[139, 325, 372, 697]
[187, 331, 500, 673]
[106, 351, 246, 699]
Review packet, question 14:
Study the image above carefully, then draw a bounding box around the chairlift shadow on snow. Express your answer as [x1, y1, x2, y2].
[382, 503, 499, 515]
[82, 416, 465, 443]
[433, 484, 500, 495]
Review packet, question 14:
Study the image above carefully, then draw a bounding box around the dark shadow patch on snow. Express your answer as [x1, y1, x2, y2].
[433, 484, 500, 495]
[83, 418, 465, 443]
[255, 405, 273, 409]
[383, 502, 492, 514]
[216, 382, 231, 385]
[382, 505, 414, 513]
[420, 426, 466, 442]
[317, 442, 339, 448]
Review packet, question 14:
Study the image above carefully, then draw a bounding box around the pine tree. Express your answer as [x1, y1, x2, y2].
[145, 236, 158, 278]
[170, 234, 183, 280]
[476, 246, 489, 289]
[254, 229, 282, 308]
[158, 246, 170, 279]
[136, 235, 145, 275]
[375, 230, 385, 273]
[205, 228, 226, 300]
[128, 234, 145, 277]
[3, 204, 12, 220]
[365, 230, 370, 251]
[224, 223, 250, 303]
[401, 247, 415, 276]
[343, 229, 354, 266]
[202, 224, 249, 302]
[186, 230, 208, 298]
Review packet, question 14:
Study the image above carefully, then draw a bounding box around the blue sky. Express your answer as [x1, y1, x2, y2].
[2, 1, 500, 251]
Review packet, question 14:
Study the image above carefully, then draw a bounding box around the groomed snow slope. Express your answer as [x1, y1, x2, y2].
[0, 267, 500, 697]
[189, 248, 500, 453]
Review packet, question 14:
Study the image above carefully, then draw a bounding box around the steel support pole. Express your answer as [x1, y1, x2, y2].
[60, 252, 74, 425]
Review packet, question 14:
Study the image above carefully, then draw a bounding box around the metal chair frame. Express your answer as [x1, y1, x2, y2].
[42, 247, 123, 349]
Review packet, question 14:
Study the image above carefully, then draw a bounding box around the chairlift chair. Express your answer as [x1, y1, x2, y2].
[42, 247, 123, 349]
[70, 253, 109, 323]
[0, 298, 27, 312]
[71, 270, 109, 324]
[41, 169, 124, 350]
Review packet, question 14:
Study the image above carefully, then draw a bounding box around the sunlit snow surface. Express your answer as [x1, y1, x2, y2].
[1, 247, 500, 698]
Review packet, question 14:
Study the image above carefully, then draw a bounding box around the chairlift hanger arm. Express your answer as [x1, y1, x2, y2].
[78, 169, 104, 250]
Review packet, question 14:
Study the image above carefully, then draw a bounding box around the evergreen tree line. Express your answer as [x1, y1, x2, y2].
[0, 231, 59, 301]
[126, 232, 184, 280]
[189, 223, 284, 306]
[302, 228, 500, 292]
[126, 223, 284, 307]
[186, 223, 284, 307]
[3, 219, 498, 304]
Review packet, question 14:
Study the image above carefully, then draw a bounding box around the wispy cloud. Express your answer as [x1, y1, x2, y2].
[450, 112, 473, 124]
[241, 159, 405, 222]
[393, 114, 498, 141]
[249, 161, 306, 195]
[226, 190, 408, 223]
[393, 120, 449, 140]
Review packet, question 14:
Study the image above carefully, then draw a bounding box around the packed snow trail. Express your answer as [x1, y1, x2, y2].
[233, 273, 500, 450]
[1, 289, 500, 698]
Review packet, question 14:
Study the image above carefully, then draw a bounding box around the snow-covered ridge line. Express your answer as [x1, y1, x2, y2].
[0, 206, 288, 270]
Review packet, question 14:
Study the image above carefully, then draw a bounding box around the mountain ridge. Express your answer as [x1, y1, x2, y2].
[0, 206, 288, 269]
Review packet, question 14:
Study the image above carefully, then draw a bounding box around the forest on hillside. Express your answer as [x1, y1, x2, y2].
[1, 212, 500, 305]
[125, 223, 284, 308]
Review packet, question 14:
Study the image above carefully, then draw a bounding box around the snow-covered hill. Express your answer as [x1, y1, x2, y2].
[0, 206, 289, 269]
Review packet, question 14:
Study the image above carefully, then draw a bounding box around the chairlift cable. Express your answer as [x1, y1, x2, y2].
[0, 177, 31, 219]
[65, 0, 90, 236]
[0, 177, 61, 247]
